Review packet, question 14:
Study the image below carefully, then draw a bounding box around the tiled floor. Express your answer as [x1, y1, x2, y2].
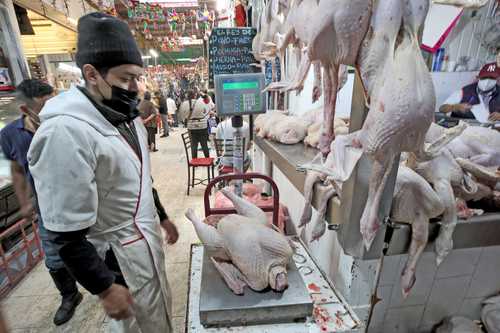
[0, 129, 208, 332]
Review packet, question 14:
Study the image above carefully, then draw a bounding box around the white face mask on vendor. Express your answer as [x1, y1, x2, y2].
[478, 79, 497, 93]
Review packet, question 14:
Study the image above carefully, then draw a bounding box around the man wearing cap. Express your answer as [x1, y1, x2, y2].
[440, 62, 500, 122]
[28, 13, 177, 332]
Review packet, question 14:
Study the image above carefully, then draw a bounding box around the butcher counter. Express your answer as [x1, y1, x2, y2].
[253, 136, 500, 332]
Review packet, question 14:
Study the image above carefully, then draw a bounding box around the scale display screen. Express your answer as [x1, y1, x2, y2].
[214, 73, 266, 116]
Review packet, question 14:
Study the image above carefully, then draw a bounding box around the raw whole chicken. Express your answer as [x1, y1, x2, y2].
[185, 189, 293, 295]
[264, 0, 324, 102]
[410, 124, 500, 265]
[390, 166, 445, 297]
[209, 183, 290, 233]
[433, 0, 489, 7]
[304, 119, 349, 149]
[481, 295, 500, 333]
[255, 112, 311, 144]
[299, 139, 445, 297]
[254, 110, 287, 136]
[428, 124, 500, 167]
[252, 0, 289, 81]
[306, 0, 372, 156]
[435, 316, 483, 333]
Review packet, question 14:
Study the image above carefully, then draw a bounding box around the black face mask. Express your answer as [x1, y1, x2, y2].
[101, 81, 139, 121]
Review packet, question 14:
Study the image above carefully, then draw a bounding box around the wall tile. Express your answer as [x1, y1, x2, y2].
[379, 255, 403, 287]
[421, 275, 471, 327]
[467, 246, 500, 298]
[459, 297, 484, 320]
[369, 286, 393, 327]
[436, 248, 482, 279]
[383, 305, 425, 333]
[389, 252, 437, 308]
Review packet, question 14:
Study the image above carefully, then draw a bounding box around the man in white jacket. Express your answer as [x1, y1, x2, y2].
[28, 13, 177, 332]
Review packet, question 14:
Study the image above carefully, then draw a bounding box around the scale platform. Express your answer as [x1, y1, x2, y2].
[199, 248, 313, 327]
[186, 238, 361, 333]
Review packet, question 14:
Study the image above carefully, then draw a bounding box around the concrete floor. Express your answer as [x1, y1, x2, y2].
[0, 129, 210, 332]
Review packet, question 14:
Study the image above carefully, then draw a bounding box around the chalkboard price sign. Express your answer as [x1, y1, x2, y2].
[208, 28, 259, 88]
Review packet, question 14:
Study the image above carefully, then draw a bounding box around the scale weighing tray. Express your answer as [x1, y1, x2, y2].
[186, 238, 361, 333]
[199, 248, 313, 327]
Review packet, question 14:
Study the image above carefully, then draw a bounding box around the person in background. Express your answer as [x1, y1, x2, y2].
[0, 80, 83, 326]
[207, 110, 218, 144]
[200, 91, 215, 114]
[440, 62, 500, 122]
[178, 90, 197, 127]
[215, 116, 251, 171]
[166, 94, 177, 128]
[27, 13, 178, 332]
[187, 91, 210, 158]
[156, 91, 169, 138]
[139, 91, 159, 151]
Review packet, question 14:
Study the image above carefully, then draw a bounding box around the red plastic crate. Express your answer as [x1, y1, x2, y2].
[0, 218, 44, 298]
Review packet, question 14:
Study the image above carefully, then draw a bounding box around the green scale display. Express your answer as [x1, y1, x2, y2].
[215, 73, 266, 116]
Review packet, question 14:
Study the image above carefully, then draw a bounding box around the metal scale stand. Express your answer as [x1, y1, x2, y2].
[195, 74, 314, 328]
[231, 115, 244, 196]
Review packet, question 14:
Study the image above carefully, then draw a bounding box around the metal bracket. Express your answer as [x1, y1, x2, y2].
[328, 224, 341, 231]
[383, 216, 401, 229]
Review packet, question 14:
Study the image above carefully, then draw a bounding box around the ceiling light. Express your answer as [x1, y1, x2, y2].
[142, 55, 152, 59]
[150, 49, 159, 57]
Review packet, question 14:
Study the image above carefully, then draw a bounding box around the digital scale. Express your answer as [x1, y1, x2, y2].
[214, 73, 266, 116]
[213, 73, 266, 196]
[187, 239, 361, 332]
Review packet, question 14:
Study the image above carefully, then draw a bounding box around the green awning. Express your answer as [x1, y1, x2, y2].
[158, 46, 204, 64]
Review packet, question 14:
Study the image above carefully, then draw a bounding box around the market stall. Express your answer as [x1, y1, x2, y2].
[247, 0, 500, 331]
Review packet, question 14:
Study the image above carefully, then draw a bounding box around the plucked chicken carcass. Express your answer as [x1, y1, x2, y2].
[209, 183, 290, 233]
[263, 0, 371, 153]
[264, 0, 324, 102]
[252, 0, 289, 80]
[391, 166, 445, 297]
[304, 119, 349, 149]
[433, 124, 500, 167]
[409, 123, 500, 264]
[433, 0, 489, 7]
[353, 0, 473, 249]
[306, 0, 372, 156]
[185, 189, 293, 295]
[255, 112, 312, 144]
[299, 138, 445, 296]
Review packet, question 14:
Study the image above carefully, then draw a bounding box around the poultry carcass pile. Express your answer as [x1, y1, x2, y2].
[295, 0, 488, 250]
[411, 124, 500, 264]
[185, 189, 293, 295]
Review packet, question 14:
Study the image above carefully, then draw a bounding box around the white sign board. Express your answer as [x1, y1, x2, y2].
[422, 3, 463, 53]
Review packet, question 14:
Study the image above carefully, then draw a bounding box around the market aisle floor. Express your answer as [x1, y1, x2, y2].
[1, 129, 208, 333]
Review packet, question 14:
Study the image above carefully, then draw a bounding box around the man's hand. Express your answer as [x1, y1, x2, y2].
[489, 112, 500, 122]
[455, 103, 472, 113]
[99, 284, 134, 320]
[160, 219, 179, 245]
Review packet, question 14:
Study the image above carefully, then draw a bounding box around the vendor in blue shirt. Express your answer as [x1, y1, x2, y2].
[0, 79, 83, 326]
